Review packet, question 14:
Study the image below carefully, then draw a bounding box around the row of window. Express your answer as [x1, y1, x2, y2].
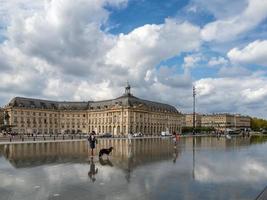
[61, 125, 86, 129]
[61, 114, 86, 118]
[13, 110, 179, 119]
[19, 124, 58, 128]
[14, 111, 58, 117]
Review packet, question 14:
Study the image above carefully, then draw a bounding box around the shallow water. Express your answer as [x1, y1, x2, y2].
[0, 136, 266, 200]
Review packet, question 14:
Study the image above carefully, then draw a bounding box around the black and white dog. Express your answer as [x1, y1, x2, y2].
[99, 147, 113, 158]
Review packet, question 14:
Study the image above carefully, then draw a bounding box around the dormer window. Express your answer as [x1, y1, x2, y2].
[51, 103, 56, 109]
[40, 102, 47, 109]
[30, 101, 35, 108]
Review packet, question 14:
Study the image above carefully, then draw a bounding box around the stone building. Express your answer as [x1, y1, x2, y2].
[3, 84, 182, 135]
[234, 114, 251, 130]
[201, 113, 251, 130]
[184, 114, 202, 127]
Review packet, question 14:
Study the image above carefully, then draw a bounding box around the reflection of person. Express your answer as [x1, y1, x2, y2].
[173, 143, 178, 164]
[125, 153, 134, 183]
[88, 131, 97, 157]
[88, 157, 98, 182]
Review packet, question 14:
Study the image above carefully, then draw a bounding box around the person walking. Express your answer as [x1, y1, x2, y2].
[88, 131, 97, 157]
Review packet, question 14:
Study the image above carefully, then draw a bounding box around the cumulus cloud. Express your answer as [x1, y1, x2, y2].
[201, 0, 267, 42]
[0, 0, 202, 111]
[156, 66, 192, 88]
[208, 56, 228, 67]
[227, 40, 267, 66]
[106, 19, 201, 83]
[183, 54, 203, 68]
[191, 0, 247, 19]
[195, 75, 267, 117]
[218, 66, 251, 77]
[0, 0, 267, 119]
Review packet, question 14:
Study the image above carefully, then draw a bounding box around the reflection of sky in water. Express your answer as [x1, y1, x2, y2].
[0, 137, 267, 200]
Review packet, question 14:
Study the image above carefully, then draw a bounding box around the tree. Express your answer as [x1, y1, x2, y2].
[0, 108, 4, 126]
[251, 117, 267, 131]
[182, 126, 215, 134]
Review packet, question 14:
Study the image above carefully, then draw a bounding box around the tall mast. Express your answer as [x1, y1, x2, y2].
[193, 86, 196, 135]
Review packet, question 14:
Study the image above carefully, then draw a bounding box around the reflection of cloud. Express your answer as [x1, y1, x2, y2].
[195, 159, 267, 183]
[1, 140, 267, 200]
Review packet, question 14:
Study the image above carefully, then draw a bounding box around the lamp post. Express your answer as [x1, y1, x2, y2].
[193, 86, 196, 135]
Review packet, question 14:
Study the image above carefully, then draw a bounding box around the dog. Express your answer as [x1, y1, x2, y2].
[99, 147, 113, 158]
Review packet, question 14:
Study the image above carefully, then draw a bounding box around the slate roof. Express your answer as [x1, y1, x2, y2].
[7, 97, 89, 110]
[6, 94, 179, 113]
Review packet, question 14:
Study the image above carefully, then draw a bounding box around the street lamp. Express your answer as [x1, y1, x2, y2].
[193, 86, 196, 135]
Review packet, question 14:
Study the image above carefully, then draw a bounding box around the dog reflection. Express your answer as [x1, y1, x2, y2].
[99, 157, 113, 167]
[88, 157, 98, 182]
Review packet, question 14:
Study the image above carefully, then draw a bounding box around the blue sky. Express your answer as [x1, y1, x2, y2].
[0, 0, 267, 118]
[106, 0, 191, 34]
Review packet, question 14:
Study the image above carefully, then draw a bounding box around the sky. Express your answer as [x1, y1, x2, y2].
[0, 0, 267, 118]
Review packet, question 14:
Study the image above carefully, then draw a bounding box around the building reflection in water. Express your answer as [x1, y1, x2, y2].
[0, 138, 176, 181]
[0, 136, 258, 182]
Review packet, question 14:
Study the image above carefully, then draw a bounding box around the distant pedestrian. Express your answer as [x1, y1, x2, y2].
[88, 131, 97, 157]
[242, 131, 245, 138]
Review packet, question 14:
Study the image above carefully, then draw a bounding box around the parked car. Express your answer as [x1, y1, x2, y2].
[133, 132, 143, 137]
[161, 131, 172, 137]
[99, 133, 112, 138]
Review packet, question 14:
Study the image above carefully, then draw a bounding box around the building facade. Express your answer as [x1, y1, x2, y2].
[184, 114, 202, 127]
[201, 114, 251, 130]
[3, 85, 183, 135]
[234, 114, 251, 130]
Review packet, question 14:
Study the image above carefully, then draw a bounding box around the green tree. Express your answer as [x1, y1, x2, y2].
[0, 108, 4, 126]
[251, 117, 267, 131]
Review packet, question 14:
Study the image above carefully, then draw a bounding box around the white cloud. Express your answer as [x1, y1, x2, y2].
[191, 0, 247, 19]
[241, 87, 267, 104]
[208, 56, 228, 67]
[201, 0, 267, 42]
[227, 40, 267, 66]
[0, 0, 267, 119]
[218, 66, 251, 77]
[0, 0, 202, 112]
[183, 54, 203, 68]
[106, 19, 201, 82]
[195, 75, 267, 117]
[187, 5, 197, 13]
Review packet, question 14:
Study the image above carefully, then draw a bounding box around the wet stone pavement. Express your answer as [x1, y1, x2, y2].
[0, 136, 267, 200]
